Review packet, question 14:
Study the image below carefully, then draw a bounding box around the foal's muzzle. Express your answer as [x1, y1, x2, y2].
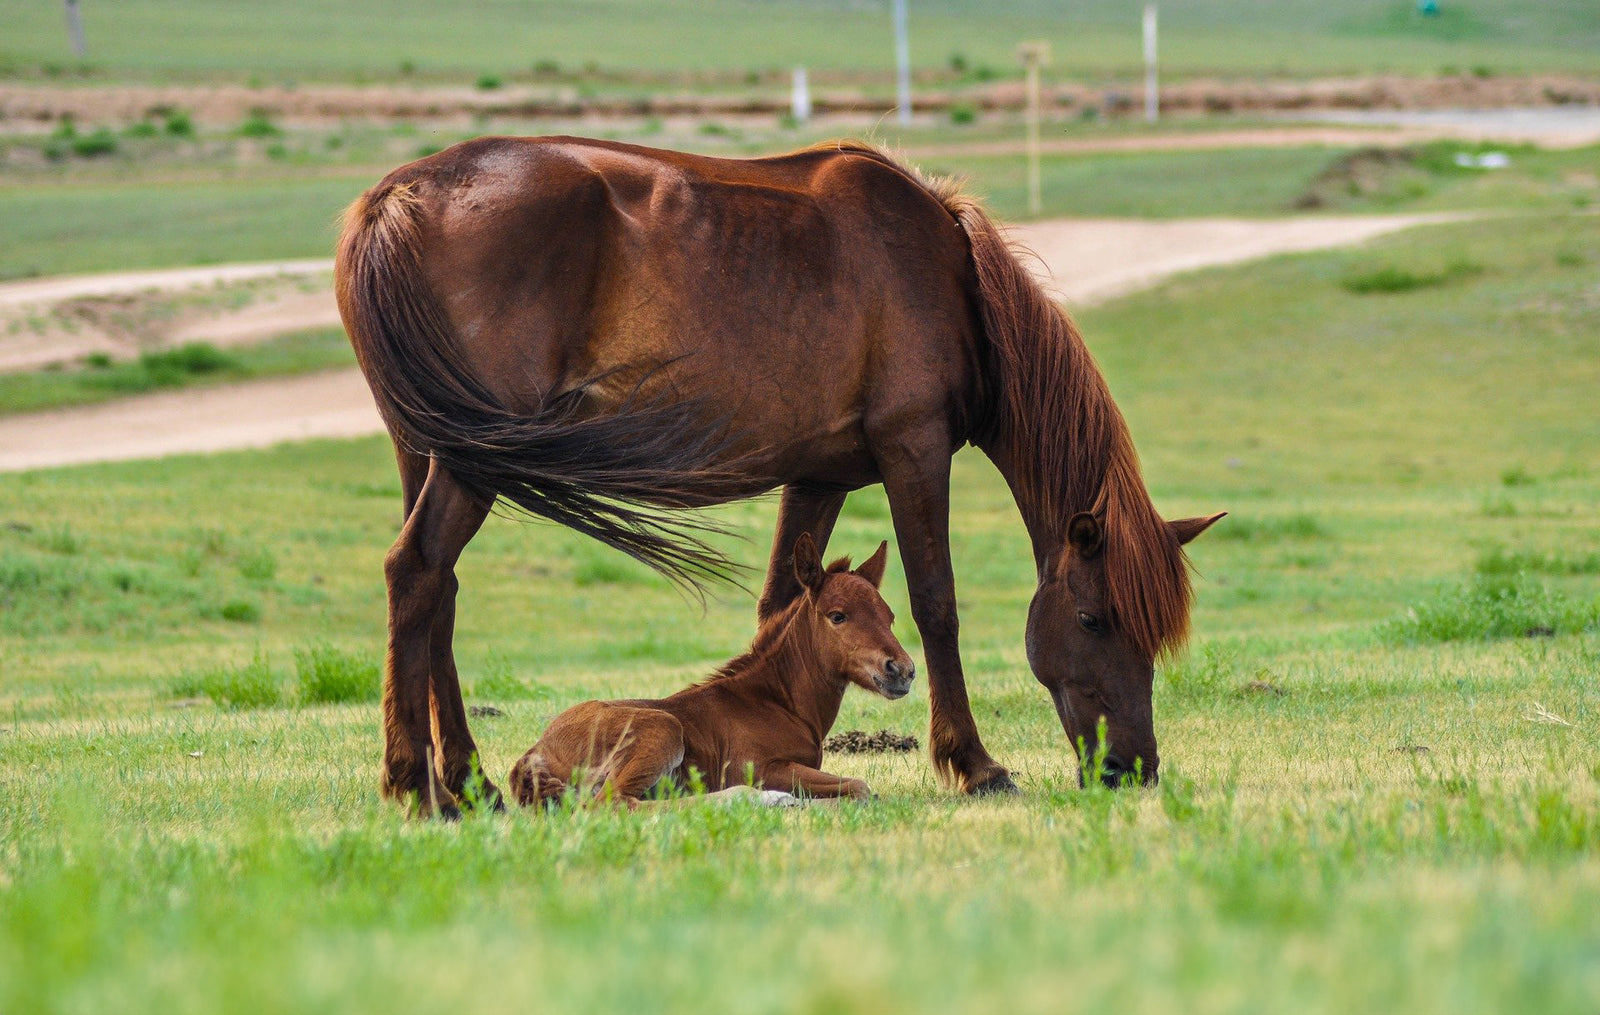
[875, 657, 915, 699]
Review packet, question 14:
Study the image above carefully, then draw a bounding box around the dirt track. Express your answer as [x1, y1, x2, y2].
[0, 211, 1462, 473]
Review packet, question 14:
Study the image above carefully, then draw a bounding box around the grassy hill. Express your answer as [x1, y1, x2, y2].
[3, 0, 1599, 82]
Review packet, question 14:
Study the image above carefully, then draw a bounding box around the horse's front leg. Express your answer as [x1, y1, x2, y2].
[880, 448, 1018, 795]
[759, 761, 872, 801]
[756, 484, 847, 621]
[381, 459, 489, 818]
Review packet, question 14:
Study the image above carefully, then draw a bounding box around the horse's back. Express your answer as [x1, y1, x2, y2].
[377, 136, 984, 481]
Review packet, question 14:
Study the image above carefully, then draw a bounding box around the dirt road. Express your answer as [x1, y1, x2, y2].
[0, 211, 1461, 473]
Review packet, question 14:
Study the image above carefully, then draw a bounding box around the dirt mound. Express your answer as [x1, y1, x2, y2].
[824, 729, 920, 754]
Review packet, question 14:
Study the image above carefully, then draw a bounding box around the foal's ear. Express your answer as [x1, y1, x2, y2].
[855, 540, 890, 589]
[1067, 512, 1103, 558]
[793, 533, 825, 596]
[1168, 512, 1227, 545]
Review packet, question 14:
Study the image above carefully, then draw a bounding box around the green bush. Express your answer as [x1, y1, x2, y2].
[172, 655, 282, 710]
[949, 103, 977, 126]
[237, 110, 282, 138]
[475, 73, 502, 90]
[1381, 573, 1600, 643]
[163, 110, 195, 138]
[295, 643, 380, 704]
[218, 599, 261, 623]
[122, 122, 159, 139]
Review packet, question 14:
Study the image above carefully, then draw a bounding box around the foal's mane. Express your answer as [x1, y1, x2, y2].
[805, 141, 1193, 658]
[698, 556, 856, 686]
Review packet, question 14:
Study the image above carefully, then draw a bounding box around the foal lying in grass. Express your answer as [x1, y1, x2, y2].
[510, 534, 914, 808]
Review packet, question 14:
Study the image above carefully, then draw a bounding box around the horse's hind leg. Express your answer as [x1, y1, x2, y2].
[597, 708, 685, 805]
[394, 441, 499, 808]
[381, 455, 490, 817]
[756, 485, 847, 621]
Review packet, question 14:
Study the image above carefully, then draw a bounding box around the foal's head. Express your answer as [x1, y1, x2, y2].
[792, 533, 915, 699]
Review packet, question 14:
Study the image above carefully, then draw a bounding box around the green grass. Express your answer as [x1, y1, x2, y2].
[1, 0, 1596, 81]
[2, 211, 1599, 1012]
[0, 328, 355, 416]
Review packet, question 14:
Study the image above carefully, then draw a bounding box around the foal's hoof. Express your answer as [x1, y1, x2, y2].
[968, 770, 1021, 796]
[759, 790, 802, 808]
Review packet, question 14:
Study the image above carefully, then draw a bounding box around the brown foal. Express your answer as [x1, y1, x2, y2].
[508, 535, 913, 808]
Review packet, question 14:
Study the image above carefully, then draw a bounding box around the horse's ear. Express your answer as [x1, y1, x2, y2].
[1169, 512, 1227, 545]
[855, 540, 889, 589]
[793, 533, 824, 596]
[1067, 512, 1103, 558]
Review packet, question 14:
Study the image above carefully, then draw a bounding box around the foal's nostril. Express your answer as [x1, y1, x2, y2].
[884, 658, 903, 679]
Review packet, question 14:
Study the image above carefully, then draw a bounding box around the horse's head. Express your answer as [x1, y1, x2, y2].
[1026, 510, 1224, 788]
[793, 533, 915, 699]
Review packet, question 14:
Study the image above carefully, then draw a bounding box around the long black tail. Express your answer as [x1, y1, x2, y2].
[336, 179, 743, 588]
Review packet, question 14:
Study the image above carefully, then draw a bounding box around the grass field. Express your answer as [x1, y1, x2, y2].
[4, 0, 1599, 81]
[2, 210, 1597, 1012]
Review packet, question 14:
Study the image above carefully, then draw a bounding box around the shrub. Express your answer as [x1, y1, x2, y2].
[237, 110, 281, 138]
[295, 643, 380, 704]
[174, 654, 282, 710]
[122, 121, 159, 139]
[949, 103, 977, 126]
[69, 129, 118, 157]
[218, 599, 261, 623]
[1381, 573, 1600, 643]
[163, 110, 195, 138]
[475, 73, 503, 91]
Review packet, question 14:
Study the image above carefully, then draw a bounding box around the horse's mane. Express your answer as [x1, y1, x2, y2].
[805, 141, 1193, 658]
[697, 555, 856, 686]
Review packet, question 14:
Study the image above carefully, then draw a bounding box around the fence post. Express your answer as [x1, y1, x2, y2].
[791, 66, 811, 123]
[893, 0, 912, 125]
[1016, 41, 1050, 216]
[1143, 3, 1158, 124]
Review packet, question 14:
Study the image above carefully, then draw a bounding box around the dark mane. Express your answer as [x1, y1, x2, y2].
[813, 142, 1192, 658]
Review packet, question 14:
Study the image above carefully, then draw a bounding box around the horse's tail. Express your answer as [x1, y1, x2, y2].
[507, 752, 569, 810]
[335, 178, 740, 588]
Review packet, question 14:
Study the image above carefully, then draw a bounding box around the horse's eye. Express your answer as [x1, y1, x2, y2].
[1077, 611, 1101, 634]
[828, 611, 847, 625]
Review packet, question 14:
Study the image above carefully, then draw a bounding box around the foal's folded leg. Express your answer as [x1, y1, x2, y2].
[591, 707, 686, 807]
[759, 762, 873, 801]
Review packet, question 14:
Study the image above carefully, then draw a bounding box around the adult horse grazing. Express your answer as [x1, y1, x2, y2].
[336, 136, 1223, 817]
[509, 535, 912, 808]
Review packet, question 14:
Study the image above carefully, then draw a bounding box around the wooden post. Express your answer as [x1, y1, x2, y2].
[893, 0, 912, 126]
[1017, 41, 1050, 216]
[1143, 3, 1158, 124]
[64, 0, 87, 58]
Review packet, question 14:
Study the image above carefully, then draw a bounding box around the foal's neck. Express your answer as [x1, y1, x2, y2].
[728, 606, 846, 742]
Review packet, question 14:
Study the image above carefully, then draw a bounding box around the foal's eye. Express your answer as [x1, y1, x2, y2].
[828, 611, 847, 625]
[1077, 611, 1101, 634]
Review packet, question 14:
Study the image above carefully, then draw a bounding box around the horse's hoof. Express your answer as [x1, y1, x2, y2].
[968, 771, 1020, 796]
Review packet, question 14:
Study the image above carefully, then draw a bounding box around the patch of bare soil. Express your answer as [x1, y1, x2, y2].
[1, 74, 1596, 129]
[824, 729, 921, 754]
[0, 264, 334, 373]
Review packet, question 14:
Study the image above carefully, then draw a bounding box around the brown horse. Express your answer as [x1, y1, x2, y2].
[508, 534, 911, 808]
[336, 136, 1223, 817]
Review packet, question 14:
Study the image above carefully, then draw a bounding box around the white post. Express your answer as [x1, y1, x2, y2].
[1017, 42, 1050, 216]
[64, 0, 87, 58]
[1143, 3, 1158, 123]
[893, 0, 912, 126]
[791, 66, 811, 123]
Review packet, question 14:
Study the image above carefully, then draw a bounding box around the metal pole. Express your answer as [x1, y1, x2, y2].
[893, 0, 912, 126]
[1143, 3, 1158, 123]
[64, 0, 87, 58]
